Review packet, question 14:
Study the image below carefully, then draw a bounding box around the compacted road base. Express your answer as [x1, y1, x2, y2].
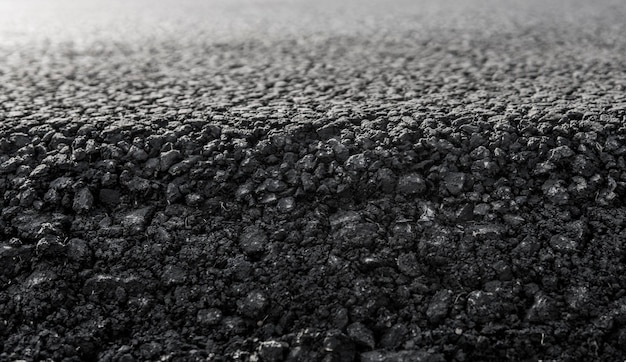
[1, 0, 626, 361]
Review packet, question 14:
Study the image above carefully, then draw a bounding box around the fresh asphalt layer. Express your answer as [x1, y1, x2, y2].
[2, 0, 626, 361]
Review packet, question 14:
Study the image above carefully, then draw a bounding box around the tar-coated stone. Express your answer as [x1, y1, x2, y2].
[239, 226, 267, 258]
[238, 290, 269, 318]
[443, 172, 467, 196]
[257, 340, 289, 362]
[159, 149, 182, 172]
[72, 187, 94, 213]
[397, 173, 426, 195]
[427, 290, 454, 324]
[347, 322, 375, 349]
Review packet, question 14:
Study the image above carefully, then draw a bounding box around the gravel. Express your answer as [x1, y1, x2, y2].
[1, 0, 626, 361]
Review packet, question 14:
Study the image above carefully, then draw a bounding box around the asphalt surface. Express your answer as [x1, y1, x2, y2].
[2, 0, 626, 361]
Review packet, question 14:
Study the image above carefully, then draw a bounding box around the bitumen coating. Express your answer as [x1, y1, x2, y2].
[2, 0, 626, 361]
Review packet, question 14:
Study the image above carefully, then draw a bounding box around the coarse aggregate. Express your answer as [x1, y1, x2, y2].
[2, 0, 626, 361]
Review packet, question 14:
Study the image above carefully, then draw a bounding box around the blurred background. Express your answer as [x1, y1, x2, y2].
[2, 0, 624, 49]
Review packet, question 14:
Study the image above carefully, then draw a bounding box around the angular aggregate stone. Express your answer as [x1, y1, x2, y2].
[526, 293, 558, 322]
[257, 340, 289, 362]
[239, 226, 268, 258]
[426, 289, 454, 324]
[443, 172, 467, 195]
[466, 290, 497, 323]
[72, 187, 94, 213]
[121, 207, 153, 232]
[346, 322, 375, 349]
[159, 149, 182, 172]
[197, 308, 223, 326]
[397, 173, 426, 195]
[238, 290, 269, 318]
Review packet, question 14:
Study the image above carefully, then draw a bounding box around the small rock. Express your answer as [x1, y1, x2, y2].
[238, 290, 269, 318]
[239, 227, 268, 258]
[566, 286, 590, 310]
[125, 176, 151, 193]
[533, 161, 556, 175]
[323, 330, 355, 361]
[571, 155, 595, 177]
[548, 145, 574, 162]
[67, 238, 91, 262]
[29, 164, 50, 178]
[161, 264, 186, 286]
[379, 324, 408, 349]
[160, 149, 182, 172]
[266, 179, 288, 193]
[345, 153, 368, 171]
[122, 207, 153, 232]
[222, 316, 247, 334]
[455, 203, 474, 222]
[426, 290, 454, 324]
[72, 187, 94, 213]
[376, 168, 397, 194]
[467, 290, 496, 323]
[397, 252, 420, 276]
[443, 172, 467, 195]
[470, 224, 503, 239]
[257, 340, 288, 362]
[197, 308, 223, 326]
[503, 214, 525, 227]
[128, 145, 148, 162]
[330, 140, 350, 163]
[36, 235, 65, 257]
[549, 234, 578, 252]
[347, 322, 375, 349]
[277, 197, 296, 213]
[166, 183, 182, 204]
[397, 173, 426, 195]
[185, 193, 203, 206]
[526, 293, 557, 322]
[541, 179, 569, 205]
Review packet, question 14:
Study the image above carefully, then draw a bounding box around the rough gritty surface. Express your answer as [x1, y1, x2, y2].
[2, 0, 626, 361]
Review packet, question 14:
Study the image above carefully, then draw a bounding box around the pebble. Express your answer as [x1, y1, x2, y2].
[277, 197, 296, 213]
[396, 252, 420, 276]
[159, 149, 182, 172]
[347, 322, 375, 349]
[548, 145, 574, 162]
[161, 264, 186, 286]
[239, 227, 268, 258]
[426, 289, 454, 324]
[67, 238, 91, 262]
[549, 234, 578, 252]
[443, 172, 467, 195]
[197, 308, 223, 326]
[526, 293, 557, 322]
[466, 290, 496, 323]
[238, 290, 269, 318]
[378, 324, 408, 349]
[257, 340, 288, 362]
[396, 173, 426, 195]
[122, 207, 153, 232]
[72, 187, 94, 213]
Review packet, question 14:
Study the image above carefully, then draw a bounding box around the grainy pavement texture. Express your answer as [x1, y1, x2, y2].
[1, 0, 626, 361]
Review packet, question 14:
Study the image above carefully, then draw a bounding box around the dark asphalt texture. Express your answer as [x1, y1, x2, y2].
[2, 0, 626, 361]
